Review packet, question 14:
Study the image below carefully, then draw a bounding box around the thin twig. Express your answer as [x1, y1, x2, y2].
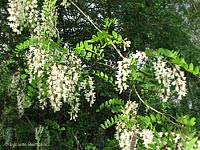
[133, 85, 163, 115]
[72, 130, 83, 150]
[70, 0, 124, 59]
[96, 61, 116, 69]
[24, 114, 35, 131]
[133, 85, 183, 127]
[70, 0, 101, 33]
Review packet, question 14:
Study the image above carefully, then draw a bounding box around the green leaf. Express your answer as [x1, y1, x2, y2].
[187, 137, 198, 149]
[28, 86, 34, 92]
[100, 72, 104, 77]
[28, 91, 33, 97]
[188, 117, 196, 126]
[112, 31, 118, 39]
[84, 41, 88, 48]
[92, 35, 98, 42]
[86, 44, 93, 50]
[180, 58, 188, 69]
[189, 63, 194, 72]
[86, 52, 92, 58]
[111, 106, 121, 113]
[24, 69, 29, 74]
[59, 55, 65, 63]
[21, 74, 27, 79]
[74, 48, 81, 55]
[96, 98, 124, 112]
[16, 39, 39, 51]
[109, 77, 113, 83]
[31, 78, 38, 88]
[104, 74, 108, 81]
[161, 127, 166, 133]
[80, 50, 86, 57]
[100, 124, 105, 129]
[80, 41, 84, 48]
[156, 114, 161, 121]
[150, 114, 156, 122]
[118, 35, 122, 41]
[193, 66, 199, 75]
[157, 120, 162, 124]
[60, 127, 65, 131]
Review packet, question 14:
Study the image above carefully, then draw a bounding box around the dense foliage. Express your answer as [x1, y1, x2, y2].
[0, 0, 200, 150]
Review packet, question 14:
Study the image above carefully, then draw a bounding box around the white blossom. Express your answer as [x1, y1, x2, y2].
[117, 128, 136, 150]
[116, 58, 132, 93]
[7, 0, 39, 34]
[132, 50, 148, 70]
[81, 76, 96, 107]
[9, 72, 26, 117]
[173, 133, 180, 143]
[197, 140, 200, 148]
[154, 59, 187, 102]
[123, 39, 131, 51]
[140, 129, 154, 149]
[123, 100, 138, 119]
[8, 0, 96, 121]
[115, 101, 138, 150]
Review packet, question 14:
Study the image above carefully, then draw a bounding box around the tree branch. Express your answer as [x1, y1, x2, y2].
[70, 0, 125, 59]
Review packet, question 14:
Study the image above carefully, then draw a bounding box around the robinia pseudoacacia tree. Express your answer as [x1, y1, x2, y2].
[5, 0, 200, 149]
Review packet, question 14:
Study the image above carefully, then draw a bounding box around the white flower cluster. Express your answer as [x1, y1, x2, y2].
[33, 0, 57, 38]
[17, 88, 26, 117]
[116, 128, 136, 150]
[116, 58, 132, 93]
[132, 50, 148, 70]
[7, 0, 96, 120]
[123, 39, 131, 51]
[7, 0, 38, 34]
[140, 129, 154, 149]
[123, 100, 138, 120]
[9, 72, 26, 117]
[7, 0, 57, 37]
[35, 125, 44, 148]
[27, 50, 95, 120]
[35, 125, 44, 141]
[81, 76, 96, 107]
[172, 65, 187, 101]
[154, 59, 187, 102]
[47, 64, 67, 112]
[115, 101, 138, 150]
[35, 125, 50, 149]
[27, 46, 49, 83]
[46, 54, 82, 120]
[116, 51, 148, 93]
[26, 45, 50, 110]
[115, 101, 156, 149]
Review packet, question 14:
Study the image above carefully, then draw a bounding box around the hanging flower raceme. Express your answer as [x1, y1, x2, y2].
[81, 76, 96, 107]
[132, 50, 148, 70]
[7, 0, 39, 34]
[115, 101, 156, 149]
[115, 101, 138, 150]
[116, 58, 132, 93]
[116, 50, 148, 94]
[154, 59, 187, 102]
[33, 0, 58, 38]
[26, 46, 96, 120]
[139, 129, 154, 149]
[27, 46, 49, 83]
[7, 0, 96, 120]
